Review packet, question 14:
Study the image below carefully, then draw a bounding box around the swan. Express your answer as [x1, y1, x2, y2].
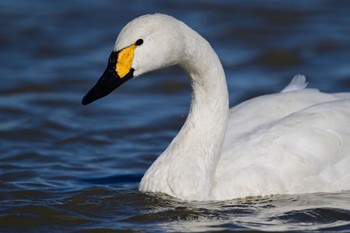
[82, 14, 350, 201]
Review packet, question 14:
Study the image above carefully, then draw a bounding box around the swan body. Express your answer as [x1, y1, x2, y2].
[82, 14, 350, 201]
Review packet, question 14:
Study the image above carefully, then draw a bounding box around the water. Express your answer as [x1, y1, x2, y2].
[1, 0, 350, 232]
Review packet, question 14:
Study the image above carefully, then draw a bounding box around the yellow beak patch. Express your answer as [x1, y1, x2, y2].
[116, 44, 137, 78]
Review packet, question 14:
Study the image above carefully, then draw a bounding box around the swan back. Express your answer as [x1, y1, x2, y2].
[215, 81, 350, 199]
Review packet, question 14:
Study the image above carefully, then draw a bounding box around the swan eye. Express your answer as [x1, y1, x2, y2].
[135, 39, 143, 46]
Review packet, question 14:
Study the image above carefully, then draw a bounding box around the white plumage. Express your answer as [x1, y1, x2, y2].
[86, 14, 350, 201]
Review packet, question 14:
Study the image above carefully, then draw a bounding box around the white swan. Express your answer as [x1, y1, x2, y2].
[82, 14, 350, 201]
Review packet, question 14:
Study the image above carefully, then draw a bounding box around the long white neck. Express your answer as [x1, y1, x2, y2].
[139, 23, 229, 201]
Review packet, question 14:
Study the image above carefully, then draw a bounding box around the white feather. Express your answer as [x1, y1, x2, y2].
[107, 14, 350, 201]
[281, 74, 308, 92]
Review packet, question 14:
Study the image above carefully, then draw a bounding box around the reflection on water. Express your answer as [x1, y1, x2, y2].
[1, 0, 350, 232]
[1, 187, 349, 232]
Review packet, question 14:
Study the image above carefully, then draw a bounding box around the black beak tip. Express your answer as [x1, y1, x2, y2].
[81, 93, 96, 105]
[81, 94, 89, 105]
[81, 64, 134, 106]
[81, 98, 89, 105]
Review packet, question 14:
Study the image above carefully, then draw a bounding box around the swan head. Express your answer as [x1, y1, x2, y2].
[82, 14, 186, 105]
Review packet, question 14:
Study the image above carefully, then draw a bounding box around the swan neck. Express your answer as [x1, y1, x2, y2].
[140, 23, 229, 200]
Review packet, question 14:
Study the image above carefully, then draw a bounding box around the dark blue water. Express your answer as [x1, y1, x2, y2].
[1, 0, 350, 232]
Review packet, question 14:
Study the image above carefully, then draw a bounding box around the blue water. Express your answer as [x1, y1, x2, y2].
[1, 0, 350, 232]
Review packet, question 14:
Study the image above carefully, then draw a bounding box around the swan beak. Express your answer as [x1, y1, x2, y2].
[82, 51, 134, 105]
